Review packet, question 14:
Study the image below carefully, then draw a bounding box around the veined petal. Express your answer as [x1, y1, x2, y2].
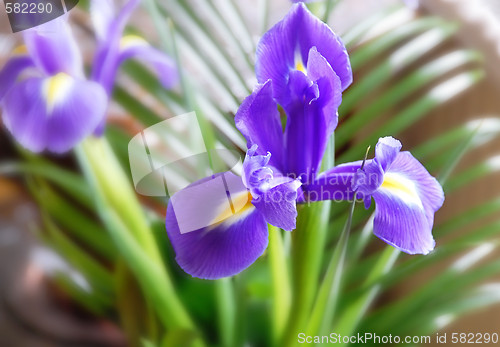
[235, 81, 285, 170]
[384, 151, 445, 227]
[372, 189, 435, 255]
[256, 3, 352, 104]
[166, 172, 268, 279]
[118, 36, 178, 89]
[0, 55, 34, 100]
[373, 151, 444, 254]
[23, 18, 83, 77]
[2, 74, 107, 153]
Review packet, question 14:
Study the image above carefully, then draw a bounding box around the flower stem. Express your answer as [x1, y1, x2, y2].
[269, 225, 292, 346]
[76, 138, 199, 338]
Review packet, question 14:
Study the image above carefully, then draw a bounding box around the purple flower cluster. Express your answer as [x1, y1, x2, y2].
[0, 0, 177, 153]
[166, 4, 444, 279]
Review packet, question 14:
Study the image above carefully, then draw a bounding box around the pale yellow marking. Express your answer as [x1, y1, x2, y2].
[210, 191, 254, 228]
[12, 45, 28, 56]
[295, 61, 306, 73]
[43, 73, 73, 115]
[120, 35, 147, 50]
[380, 172, 423, 208]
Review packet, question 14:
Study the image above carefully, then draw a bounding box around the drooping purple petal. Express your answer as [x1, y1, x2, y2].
[384, 151, 445, 229]
[0, 55, 35, 100]
[256, 3, 352, 104]
[1, 74, 107, 153]
[235, 81, 285, 170]
[371, 188, 435, 255]
[23, 18, 83, 78]
[371, 150, 444, 254]
[118, 38, 178, 89]
[166, 172, 268, 279]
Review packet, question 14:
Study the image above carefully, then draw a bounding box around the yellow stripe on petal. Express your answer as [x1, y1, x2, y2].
[210, 191, 254, 228]
[295, 61, 306, 73]
[43, 73, 73, 115]
[380, 172, 423, 209]
[120, 35, 148, 51]
[12, 45, 28, 56]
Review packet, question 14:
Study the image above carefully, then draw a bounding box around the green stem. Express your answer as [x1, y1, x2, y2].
[76, 138, 198, 336]
[216, 278, 236, 347]
[306, 198, 354, 337]
[269, 226, 292, 346]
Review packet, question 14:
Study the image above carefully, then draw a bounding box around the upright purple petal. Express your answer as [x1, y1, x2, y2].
[90, 0, 115, 41]
[256, 3, 352, 104]
[284, 48, 341, 183]
[91, 0, 141, 92]
[166, 172, 268, 279]
[0, 55, 35, 100]
[374, 136, 402, 171]
[23, 18, 83, 77]
[235, 81, 285, 170]
[2, 74, 107, 153]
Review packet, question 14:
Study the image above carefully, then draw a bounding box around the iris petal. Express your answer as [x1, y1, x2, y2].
[166, 172, 268, 279]
[23, 19, 83, 77]
[90, 0, 115, 41]
[91, 0, 141, 93]
[384, 151, 445, 228]
[0, 55, 34, 100]
[2, 75, 107, 153]
[235, 81, 285, 170]
[372, 149, 443, 255]
[256, 3, 352, 105]
[372, 189, 436, 255]
[374, 136, 402, 171]
[118, 36, 179, 89]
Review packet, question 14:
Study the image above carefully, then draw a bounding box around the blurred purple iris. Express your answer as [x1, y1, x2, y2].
[166, 3, 444, 279]
[0, 0, 177, 153]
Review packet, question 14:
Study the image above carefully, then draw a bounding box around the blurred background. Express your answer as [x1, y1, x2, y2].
[1, 0, 500, 346]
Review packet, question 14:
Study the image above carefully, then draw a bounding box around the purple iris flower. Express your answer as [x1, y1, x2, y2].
[0, 0, 177, 153]
[166, 4, 443, 279]
[166, 145, 301, 280]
